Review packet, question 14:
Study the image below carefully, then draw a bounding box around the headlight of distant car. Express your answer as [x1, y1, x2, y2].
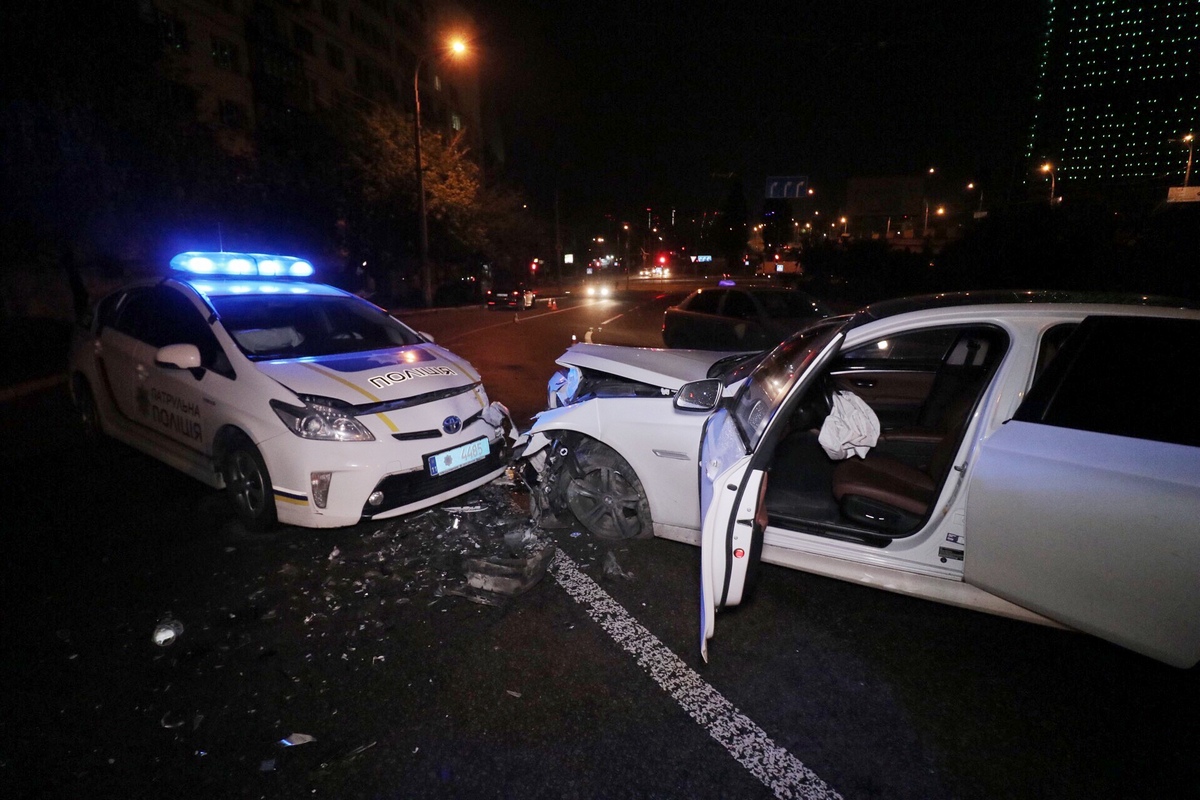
[270, 397, 376, 442]
[586, 286, 596, 297]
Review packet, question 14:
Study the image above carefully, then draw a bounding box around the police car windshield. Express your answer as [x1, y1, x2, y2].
[211, 294, 423, 360]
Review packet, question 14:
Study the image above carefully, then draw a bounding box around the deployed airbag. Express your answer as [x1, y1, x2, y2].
[818, 390, 880, 460]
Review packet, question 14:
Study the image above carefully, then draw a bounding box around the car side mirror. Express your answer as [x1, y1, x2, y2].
[674, 379, 722, 412]
[420, 331, 435, 343]
[156, 343, 202, 370]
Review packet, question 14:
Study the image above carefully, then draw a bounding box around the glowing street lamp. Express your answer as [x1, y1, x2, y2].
[1041, 162, 1056, 204]
[414, 36, 470, 307]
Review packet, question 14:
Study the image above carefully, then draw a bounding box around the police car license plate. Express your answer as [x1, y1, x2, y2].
[427, 437, 490, 477]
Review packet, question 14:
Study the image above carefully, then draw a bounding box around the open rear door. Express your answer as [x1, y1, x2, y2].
[965, 421, 1200, 667]
[964, 315, 1200, 668]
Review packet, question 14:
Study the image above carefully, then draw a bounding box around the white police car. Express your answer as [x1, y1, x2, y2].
[69, 251, 514, 530]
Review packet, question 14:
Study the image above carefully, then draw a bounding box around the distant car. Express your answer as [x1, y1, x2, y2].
[520, 291, 1200, 668]
[69, 251, 514, 530]
[582, 281, 613, 298]
[486, 284, 535, 310]
[662, 284, 833, 349]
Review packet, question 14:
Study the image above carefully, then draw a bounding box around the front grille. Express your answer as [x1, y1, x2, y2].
[393, 430, 442, 441]
[362, 439, 508, 517]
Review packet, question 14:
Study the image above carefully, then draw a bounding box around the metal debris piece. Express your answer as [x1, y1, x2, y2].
[461, 543, 556, 599]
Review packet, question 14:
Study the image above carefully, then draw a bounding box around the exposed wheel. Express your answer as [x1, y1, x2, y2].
[222, 435, 277, 531]
[72, 376, 103, 441]
[563, 438, 652, 540]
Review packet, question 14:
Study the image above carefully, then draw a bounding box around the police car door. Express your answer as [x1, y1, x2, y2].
[700, 325, 845, 661]
[127, 285, 219, 459]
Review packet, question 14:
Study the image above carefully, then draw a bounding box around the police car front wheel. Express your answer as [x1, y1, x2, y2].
[222, 436, 277, 531]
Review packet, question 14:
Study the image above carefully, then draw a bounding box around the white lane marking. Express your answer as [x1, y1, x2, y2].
[601, 312, 624, 325]
[439, 302, 599, 346]
[550, 549, 842, 800]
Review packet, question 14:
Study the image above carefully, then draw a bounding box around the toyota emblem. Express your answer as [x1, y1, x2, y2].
[442, 415, 462, 434]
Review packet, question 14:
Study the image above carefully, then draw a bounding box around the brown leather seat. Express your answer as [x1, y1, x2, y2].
[831, 405, 966, 534]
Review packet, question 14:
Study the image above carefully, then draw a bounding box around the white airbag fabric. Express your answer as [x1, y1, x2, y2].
[818, 390, 880, 460]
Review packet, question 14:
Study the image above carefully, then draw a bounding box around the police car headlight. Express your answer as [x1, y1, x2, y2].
[271, 398, 375, 442]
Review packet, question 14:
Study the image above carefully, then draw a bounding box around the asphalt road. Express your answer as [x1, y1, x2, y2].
[4, 285, 1199, 799]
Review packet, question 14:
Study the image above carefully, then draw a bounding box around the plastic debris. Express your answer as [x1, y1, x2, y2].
[603, 551, 635, 581]
[160, 711, 186, 729]
[280, 733, 316, 747]
[461, 543, 556, 600]
[152, 616, 184, 647]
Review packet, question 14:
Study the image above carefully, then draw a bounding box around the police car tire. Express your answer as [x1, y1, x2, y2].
[222, 435, 277, 531]
[73, 377, 103, 441]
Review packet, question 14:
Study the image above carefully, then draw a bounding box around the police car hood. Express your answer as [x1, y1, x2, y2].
[255, 343, 480, 403]
[556, 343, 732, 391]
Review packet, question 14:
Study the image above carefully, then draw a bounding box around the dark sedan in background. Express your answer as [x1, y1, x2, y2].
[662, 284, 833, 349]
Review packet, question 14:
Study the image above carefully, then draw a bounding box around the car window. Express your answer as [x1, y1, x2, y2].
[755, 290, 832, 319]
[213, 293, 423, 359]
[684, 289, 724, 314]
[731, 321, 846, 450]
[840, 327, 959, 364]
[722, 291, 757, 319]
[1015, 315, 1200, 448]
[112, 286, 232, 376]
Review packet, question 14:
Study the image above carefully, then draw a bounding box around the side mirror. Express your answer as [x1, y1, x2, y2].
[420, 331, 436, 343]
[156, 343, 202, 370]
[674, 379, 722, 412]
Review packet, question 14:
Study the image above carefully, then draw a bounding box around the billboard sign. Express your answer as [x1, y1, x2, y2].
[764, 176, 809, 199]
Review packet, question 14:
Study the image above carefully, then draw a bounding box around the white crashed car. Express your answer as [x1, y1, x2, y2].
[69, 251, 514, 530]
[521, 292, 1200, 667]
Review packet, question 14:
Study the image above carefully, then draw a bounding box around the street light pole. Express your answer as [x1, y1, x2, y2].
[1041, 162, 1056, 204]
[1184, 133, 1195, 187]
[413, 37, 468, 308]
[413, 58, 431, 307]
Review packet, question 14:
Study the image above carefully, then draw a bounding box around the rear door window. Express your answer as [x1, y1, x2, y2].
[1015, 315, 1200, 447]
[685, 290, 724, 314]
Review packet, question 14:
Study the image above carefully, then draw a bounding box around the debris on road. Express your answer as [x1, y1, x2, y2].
[152, 616, 184, 646]
[280, 733, 316, 746]
[602, 551, 635, 581]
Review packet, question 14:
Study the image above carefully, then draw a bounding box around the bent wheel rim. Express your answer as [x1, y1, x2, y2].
[565, 466, 643, 539]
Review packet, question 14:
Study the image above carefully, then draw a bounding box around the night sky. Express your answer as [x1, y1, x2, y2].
[464, 1, 1047, 220]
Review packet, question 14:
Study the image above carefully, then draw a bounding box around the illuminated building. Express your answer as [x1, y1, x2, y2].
[1026, 0, 1199, 189]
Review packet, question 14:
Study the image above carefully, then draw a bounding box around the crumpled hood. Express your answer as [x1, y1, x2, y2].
[255, 343, 480, 403]
[555, 343, 735, 391]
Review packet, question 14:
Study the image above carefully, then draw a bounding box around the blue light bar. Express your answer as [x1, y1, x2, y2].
[169, 251, 315, 278]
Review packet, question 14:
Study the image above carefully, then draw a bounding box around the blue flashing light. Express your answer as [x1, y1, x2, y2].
[170, 251, 315, 278]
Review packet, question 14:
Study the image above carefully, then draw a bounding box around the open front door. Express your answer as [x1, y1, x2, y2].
[699, 326, 846, 662]
[698, 408, 756, 663]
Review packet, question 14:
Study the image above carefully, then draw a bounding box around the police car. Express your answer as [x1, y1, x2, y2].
[68, 251, 514, 530]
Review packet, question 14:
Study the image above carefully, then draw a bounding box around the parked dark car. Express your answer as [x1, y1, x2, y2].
[662, 284, 833, 349]
[486, 283, 535, 310]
